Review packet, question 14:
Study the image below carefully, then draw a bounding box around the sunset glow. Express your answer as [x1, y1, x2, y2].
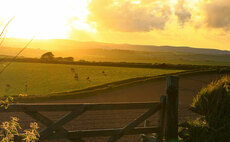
[0, 0, 92, 39]
[0, 0, 230, 50]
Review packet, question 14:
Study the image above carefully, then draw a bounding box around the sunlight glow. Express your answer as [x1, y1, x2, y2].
[0, 0, 229, 51]
[0, 0, 94, 39]
[131, 1, 141, 4]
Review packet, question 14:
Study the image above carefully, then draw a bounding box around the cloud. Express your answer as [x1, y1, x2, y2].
[88, 0, 171, 32]
[202, 0, 230, 30]
[174, 0, 191, 26]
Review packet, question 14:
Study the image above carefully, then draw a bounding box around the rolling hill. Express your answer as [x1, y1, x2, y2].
[1, 38, 230, 65]
[2, 38, 230, 54]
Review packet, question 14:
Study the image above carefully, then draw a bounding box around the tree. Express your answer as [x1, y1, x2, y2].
[40, 52, 54, 61]
[63, 57, 74, 62]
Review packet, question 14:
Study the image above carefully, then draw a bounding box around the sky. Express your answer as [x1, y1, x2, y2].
[0, 0, 230, 50]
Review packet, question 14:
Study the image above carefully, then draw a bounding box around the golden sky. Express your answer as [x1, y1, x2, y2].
[0, 0, 230, 50]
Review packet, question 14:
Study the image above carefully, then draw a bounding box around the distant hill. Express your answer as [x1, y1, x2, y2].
[2, 38, 230, 55]
[0, 46, 46, 58]
[1, 38, 230, 66]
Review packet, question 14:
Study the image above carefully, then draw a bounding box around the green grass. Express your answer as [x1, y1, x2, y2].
[0, 62, 184, 97]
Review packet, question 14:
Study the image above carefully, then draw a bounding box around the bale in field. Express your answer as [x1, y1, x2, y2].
[5, 84, 11, 92]
[74, 73, 79, 80]
[70, 68, 75, 73]
[86, 76, 91, 81]
[102, 70, 106, 76]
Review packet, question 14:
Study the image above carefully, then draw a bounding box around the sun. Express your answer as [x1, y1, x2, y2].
[0, 0, 93, 39]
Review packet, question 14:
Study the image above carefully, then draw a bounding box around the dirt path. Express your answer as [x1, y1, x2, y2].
[48, 73, 223, 105]
[46, 72, 224, 122]
[0, 73, 228, 142]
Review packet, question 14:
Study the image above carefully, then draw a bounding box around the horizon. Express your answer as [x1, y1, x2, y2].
[2, 37, 230, 53]
[0, 0, 230, 51]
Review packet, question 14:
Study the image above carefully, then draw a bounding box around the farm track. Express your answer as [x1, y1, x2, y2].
[0, 72, 228, 142]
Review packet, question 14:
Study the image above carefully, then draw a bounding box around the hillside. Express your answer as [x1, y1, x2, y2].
[1, 38, 230, 65]
[3, 38, 230, 54]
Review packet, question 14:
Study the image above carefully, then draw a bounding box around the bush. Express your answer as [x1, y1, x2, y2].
[191, 76, 230, 128]
[179, 118, 210, 142]
[0, 117, 39, 142]
[179, 76, 230, 142]
[0, 97, 39, 142]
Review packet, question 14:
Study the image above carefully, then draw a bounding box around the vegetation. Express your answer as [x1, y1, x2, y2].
[2, 39, 230, 66]
[0, 62, 183, 97]
[0, 97, 13, 109]
[2, 57, 229, 70]
[0, 117, 39, 142]
[0, 20, 40, 142]
[40, 52, 54, 61]
[66, 49, 230, 66]
[40, 52, 74, 62]
[179, 76, 230, 142]
[0, 97, 39, 142]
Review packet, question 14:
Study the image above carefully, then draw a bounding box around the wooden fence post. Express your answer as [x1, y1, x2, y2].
[165, 75, 179, 142]
[157, 96, 166, 142]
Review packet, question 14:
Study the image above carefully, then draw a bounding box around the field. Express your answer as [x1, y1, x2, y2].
[2, 41, 230, 66]
[0, 62, 184, 97]
[0, 71, 225, 142]
[63, 49, 230, 66]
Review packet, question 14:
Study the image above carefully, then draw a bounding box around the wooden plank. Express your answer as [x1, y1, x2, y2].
[165, 75, 179, 142]
[0, 102, 159, 112]
[25, 111, 53, 126]
[25, 111, 84, 142]
[46, 127, 160, 139]
[107, 104, 161, 142]
[70, 127, 159, 137]
[39, 105, 86, 140]
[139, 120, 157, 142]
[156, 96, 166, 142]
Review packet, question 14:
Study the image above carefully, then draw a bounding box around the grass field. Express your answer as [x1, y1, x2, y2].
[59, 49, 230, 66]
[0, 62, 184, 97]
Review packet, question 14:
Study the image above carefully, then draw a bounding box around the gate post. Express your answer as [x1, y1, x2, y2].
[165, 75, 179, 142]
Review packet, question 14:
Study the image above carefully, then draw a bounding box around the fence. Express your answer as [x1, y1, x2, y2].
[0, 76, 179, 142]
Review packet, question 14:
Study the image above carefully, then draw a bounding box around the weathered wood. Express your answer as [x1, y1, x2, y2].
[0, 88, 172, 142]
[144, 120, 151, 128]
[45, 127, 160, 139]
[25, 111, 83, 142]
[156, 96, 166, 142]
[39, 105, 86, 140]
[0, 102, 159, 112]
[144, 120, 152, 137]
[140, 135, 156, 142]
[140, 120, 156, 142]
[0, 101, 164, 141]
[70, 127, 159, 137]
[25, 111, 53, 126]
[107, 104, 161, 142]
[165, 76, 179, 142]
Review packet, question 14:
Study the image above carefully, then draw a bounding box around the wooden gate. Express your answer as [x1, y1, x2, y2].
[0, 76, 179, 142]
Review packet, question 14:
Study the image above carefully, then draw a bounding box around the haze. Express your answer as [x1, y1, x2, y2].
[0, 0, 230, 50]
